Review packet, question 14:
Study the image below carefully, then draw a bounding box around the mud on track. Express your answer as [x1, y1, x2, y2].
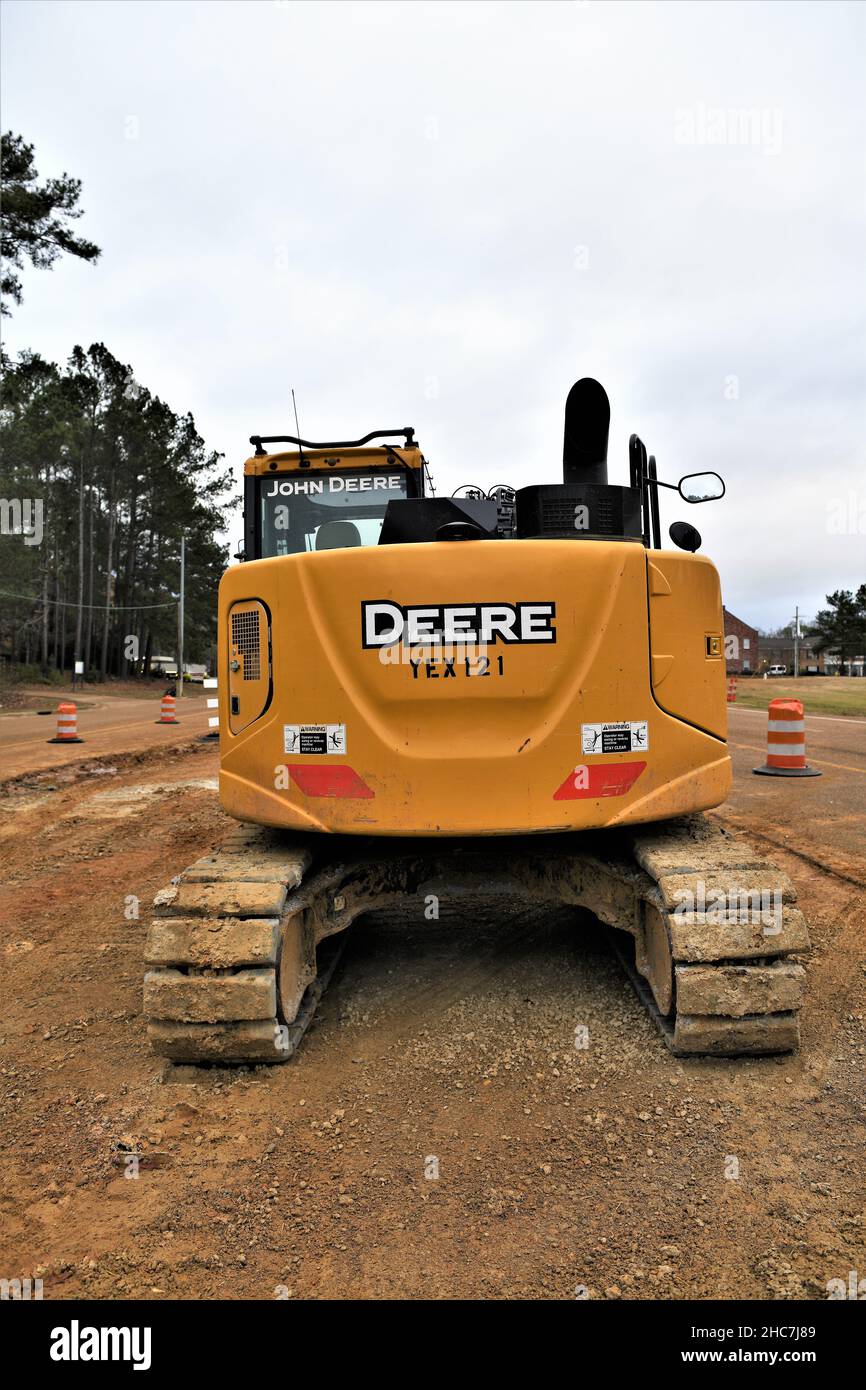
[0, 742, 864, 1300]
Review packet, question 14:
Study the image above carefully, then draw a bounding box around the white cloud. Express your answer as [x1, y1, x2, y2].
[3, 0, 864, 627]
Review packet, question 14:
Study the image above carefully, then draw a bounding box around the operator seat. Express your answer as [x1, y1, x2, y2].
[315, 520, 361, 550]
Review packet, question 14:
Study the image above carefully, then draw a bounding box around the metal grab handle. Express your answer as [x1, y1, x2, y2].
[250, 428, 416, 457]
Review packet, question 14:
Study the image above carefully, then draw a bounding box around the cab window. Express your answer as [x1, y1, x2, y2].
[259, 469, 408, 557]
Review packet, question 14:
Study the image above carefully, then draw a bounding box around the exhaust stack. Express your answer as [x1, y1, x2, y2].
[514, 374, 640, 540]
[563, 378, 610, 488]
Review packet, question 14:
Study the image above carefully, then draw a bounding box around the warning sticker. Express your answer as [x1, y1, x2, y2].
[284, 723, 347, 755]
[581, 720, 648, 755]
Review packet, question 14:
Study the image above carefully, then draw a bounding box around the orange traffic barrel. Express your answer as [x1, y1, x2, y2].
[753, 698, 821, 777]
[48, 702, 83, 744]
[726, 677, 737, 703]
[156, 694, 179, 725]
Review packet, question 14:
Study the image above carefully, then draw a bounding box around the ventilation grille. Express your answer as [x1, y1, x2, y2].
[594, 498, 614, 530]
[542, 498, 616, 534]
[542, 500, 575, 531]
[231, 609, 261, 680]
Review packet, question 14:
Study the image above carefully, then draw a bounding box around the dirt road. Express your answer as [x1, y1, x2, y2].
[0, 722, 863, 1301]
[0, 688, 213, 781]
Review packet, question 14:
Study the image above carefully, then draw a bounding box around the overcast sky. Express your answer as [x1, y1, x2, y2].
[3, 0, 864, 629]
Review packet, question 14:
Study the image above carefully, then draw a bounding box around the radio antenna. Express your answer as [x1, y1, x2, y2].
[291, 388, 304, 467]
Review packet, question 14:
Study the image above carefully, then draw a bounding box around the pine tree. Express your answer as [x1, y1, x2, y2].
[1, 133, 101, 315]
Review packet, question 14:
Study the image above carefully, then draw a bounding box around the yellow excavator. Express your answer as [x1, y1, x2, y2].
[144, 379, 808, 1064]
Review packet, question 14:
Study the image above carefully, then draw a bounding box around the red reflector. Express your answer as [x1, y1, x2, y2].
[553, 760, 646, 800]
[286, 765, 374, 799]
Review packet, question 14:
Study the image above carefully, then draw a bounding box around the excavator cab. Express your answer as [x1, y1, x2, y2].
[243, 429, 425, 560]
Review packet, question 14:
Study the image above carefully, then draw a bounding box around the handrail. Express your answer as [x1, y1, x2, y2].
[249, 428, 416, 457]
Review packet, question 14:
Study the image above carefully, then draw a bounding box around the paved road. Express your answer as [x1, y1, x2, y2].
[724, 705, 866, 875]
[0, 691, 213, 780]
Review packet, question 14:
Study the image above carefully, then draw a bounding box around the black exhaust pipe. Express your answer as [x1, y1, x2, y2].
[514, 375, 640, 540]
[563, 378, 610, 487]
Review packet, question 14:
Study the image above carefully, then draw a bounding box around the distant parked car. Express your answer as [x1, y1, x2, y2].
[149, 657, 208, 682]
[767, 665, 787, 676]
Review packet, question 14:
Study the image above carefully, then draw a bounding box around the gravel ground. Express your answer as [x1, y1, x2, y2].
[0, 742, 863, 1300]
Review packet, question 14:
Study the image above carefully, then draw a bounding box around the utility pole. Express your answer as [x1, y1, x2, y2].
[177, 532, 185, 698]
[794, 605, 799, 678]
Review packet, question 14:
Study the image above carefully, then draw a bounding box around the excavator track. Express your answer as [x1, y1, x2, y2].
[144, 823, 409, 1065]
[615, 816, 809, 1055]
[145, 825, 319, 1065]
[144, 814, 808, 1065]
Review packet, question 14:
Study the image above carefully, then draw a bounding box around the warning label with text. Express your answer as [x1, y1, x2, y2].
[581, 720, 648, 755]
[283, 723, 347, 755]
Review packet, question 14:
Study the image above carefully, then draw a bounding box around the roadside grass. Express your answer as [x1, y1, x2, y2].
[0, 696, 99, 717]
[731, 676, 866, 718]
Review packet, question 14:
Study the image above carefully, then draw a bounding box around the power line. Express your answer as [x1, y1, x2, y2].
[0, 589, 177, 610]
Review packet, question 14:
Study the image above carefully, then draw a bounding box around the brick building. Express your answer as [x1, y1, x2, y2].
[759, 634, 830, 675]
[723, 607, 759, 674]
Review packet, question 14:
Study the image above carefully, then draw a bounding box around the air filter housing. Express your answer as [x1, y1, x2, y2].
[515, 483, 642, 540]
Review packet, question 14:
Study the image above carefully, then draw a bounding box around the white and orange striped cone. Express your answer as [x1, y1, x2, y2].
[48, 702, 83, 744]
[753, 698, 821, 777]
[156, 694, 179, 725]
[726, 677, 737, 703]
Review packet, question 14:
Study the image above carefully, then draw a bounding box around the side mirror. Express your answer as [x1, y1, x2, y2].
[678, 471, 725, 503]
[233, 539, 246, 562]
[669, 520, 702, 553]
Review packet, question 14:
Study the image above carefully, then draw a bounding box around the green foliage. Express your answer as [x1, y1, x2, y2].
[809, 586, 866, 672]
[1, 132, 101, 315]
[1, 662, 64, 686]
[0, 343, 236, 678]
